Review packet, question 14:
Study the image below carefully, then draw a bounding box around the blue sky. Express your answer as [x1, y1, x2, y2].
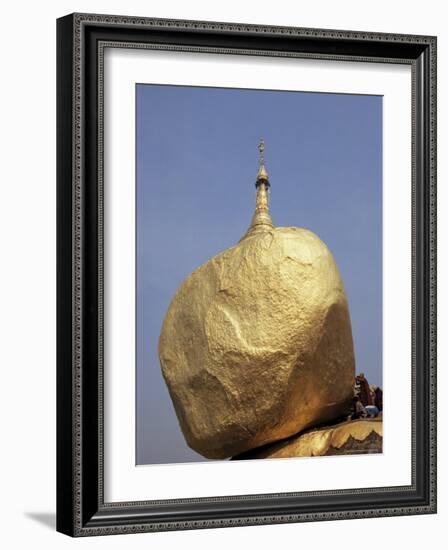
[136, 84, 382, 465]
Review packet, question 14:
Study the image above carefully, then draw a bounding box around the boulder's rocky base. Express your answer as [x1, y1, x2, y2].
[231, 419, 383, 460]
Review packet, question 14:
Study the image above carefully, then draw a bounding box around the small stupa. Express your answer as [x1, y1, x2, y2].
[159, 141, 356, 459]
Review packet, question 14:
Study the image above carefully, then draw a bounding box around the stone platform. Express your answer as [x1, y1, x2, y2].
[231, 419, 382, 460]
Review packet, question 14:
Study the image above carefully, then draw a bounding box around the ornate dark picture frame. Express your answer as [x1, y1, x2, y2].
[56, 13, 437, 537]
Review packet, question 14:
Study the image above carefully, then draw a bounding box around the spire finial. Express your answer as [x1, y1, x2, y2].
[259, 138, 265, 166]
[256, 138, 269, 185]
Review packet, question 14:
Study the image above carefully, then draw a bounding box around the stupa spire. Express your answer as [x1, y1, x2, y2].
[241, 139, 274, 240]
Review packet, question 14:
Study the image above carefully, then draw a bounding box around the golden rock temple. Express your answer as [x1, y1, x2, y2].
[159, 141, 358, 459]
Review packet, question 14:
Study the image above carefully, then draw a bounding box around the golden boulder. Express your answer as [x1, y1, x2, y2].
[158, 142, 355, 459]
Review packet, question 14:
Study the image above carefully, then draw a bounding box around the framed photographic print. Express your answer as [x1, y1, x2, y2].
[56, 13, 437, 536]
